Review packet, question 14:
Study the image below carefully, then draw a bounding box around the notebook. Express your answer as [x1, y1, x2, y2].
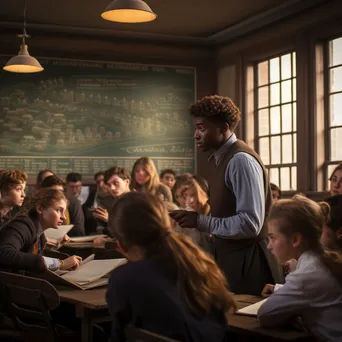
[44, 225, 74, 243]
[39, 257, 126, 290]
[236, 298, 268, 317]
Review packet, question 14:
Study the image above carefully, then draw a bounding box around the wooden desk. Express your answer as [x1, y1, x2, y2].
[57, 286, 109, 342]
[60, 243, 105, 259]
[230, 295, 314, 341]
[57, 289, 314, 342]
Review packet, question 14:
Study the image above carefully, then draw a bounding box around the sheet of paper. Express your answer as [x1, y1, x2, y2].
[236, 298, 268, 317]
[68, 234, 107, 243]
[44, 225, 74, 243]
[61, 258, 126, 283]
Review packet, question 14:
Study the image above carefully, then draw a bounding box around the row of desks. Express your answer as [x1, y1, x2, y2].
[57, 286, 314, 342]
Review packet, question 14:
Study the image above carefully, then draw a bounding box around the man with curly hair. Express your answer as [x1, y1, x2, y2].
[171, 95, 282, 295]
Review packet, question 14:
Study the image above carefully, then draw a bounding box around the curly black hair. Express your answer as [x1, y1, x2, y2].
[189, 95, 241, 131]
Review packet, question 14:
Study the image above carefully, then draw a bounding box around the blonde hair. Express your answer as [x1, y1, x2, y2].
[131, 157, 160, 195]
[0, 169, 28, 192]
[181, 177, 210, 215]
[109, 192, 236, 321]
[268, 194, 342, 284]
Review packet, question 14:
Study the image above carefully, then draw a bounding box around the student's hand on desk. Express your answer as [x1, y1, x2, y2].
[169, 210, 198, 228]
[60, 255, 82, 270]
[261, 284, 275, 298]
[92, 206, 109, 222]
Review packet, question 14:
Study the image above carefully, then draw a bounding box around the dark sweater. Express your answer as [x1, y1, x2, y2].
[0, 214, 45, 273]
[67, 195, 85, 237]
[106, 258, 227, 342]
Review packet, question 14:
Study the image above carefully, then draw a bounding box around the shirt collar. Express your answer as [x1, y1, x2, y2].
[208, 133, 237, 165]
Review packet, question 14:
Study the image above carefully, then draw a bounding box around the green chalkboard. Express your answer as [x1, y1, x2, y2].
[0, 57, 196, 177]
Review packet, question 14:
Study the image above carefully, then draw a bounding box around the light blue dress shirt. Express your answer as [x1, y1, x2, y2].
[197, 134, 265, 239]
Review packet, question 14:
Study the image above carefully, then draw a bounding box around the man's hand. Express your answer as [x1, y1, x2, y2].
[169, 210, 199, 228]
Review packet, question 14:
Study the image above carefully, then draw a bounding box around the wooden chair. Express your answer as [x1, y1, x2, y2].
[125, 325, 180, 342]
[0, 271, 71, 342]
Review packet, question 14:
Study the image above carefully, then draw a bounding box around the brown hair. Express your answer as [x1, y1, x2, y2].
[268, 194, 342, 284]
[270, 183, 282, 198]
[104, 166, 131, 184]
[329, 162, 342, 180]
[180, 177, 210, 215]
[109, 192, 236, 321]
[130, 157, 160, 195]
[20, 188, 67, 217]
[0, 169, 28, 192]
[172, 173, 193, 204]
[40, 175, 66, 190]
[189, 95, 241, 131]
[36, 169, 54, 187]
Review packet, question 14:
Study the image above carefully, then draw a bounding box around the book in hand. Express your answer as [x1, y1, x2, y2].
[236, 298, 268, 317]
[44, 225, 74, 243]
[42, 256, 126, 290]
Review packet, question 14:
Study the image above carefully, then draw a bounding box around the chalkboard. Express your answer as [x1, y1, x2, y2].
[0, 57, 196, 177]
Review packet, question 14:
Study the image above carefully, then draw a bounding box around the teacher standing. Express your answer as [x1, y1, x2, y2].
[171, 95, 283, 295]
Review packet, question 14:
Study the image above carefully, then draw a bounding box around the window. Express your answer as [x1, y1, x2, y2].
[254, 52, 297, 191]
[325, 37, 342, 183]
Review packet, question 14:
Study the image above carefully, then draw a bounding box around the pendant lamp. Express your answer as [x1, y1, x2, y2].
[3, 0, 43, 73]
[101, 0, 157, 23]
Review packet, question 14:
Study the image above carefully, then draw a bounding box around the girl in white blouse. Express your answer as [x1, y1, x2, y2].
[258, 194, 342, 342]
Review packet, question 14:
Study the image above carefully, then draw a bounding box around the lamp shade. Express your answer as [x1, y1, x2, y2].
[101, 0, 157, 23]
[3, 44, 44, 73]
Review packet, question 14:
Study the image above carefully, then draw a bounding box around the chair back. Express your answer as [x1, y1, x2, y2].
[125, 325, 180, 342]
[0, 271, 60, 342]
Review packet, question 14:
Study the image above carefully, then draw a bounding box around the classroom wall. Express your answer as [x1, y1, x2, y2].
[215, 0, 342, 197]
[0, 32, 217, 184]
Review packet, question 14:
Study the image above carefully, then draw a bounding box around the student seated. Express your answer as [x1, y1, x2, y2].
[270, 183, 281, 202]
[0, 169, 27, 227]
[106, 192, 236, 342]
[329, 162, 342, 196]
[258, 195, 342, 342]
[321, 194, 342, 252]
[131, 157, 172, 202]
[40, 175, 85, 237]
[160, 169, 176, 190]
[0, 188, 82, 273]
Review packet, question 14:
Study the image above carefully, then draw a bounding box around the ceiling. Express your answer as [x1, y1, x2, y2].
[0, 0, 325, 44]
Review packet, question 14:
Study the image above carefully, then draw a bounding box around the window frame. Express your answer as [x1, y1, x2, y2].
[252, 50, 298, 191]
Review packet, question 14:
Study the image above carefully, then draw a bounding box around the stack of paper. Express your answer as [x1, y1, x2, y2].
[68, 234, 107, 243]
[236, 298, 268, 317]
[40, 257, 126, 290]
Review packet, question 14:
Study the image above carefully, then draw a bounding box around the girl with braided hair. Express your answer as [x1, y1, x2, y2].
[0, 188, 81, 273]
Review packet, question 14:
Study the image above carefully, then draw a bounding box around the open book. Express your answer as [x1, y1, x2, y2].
[39, 257, 126, 290]
[236, 298, 268, 317]
[67, 234, 107, 243]
[44, 225, 74, 243]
